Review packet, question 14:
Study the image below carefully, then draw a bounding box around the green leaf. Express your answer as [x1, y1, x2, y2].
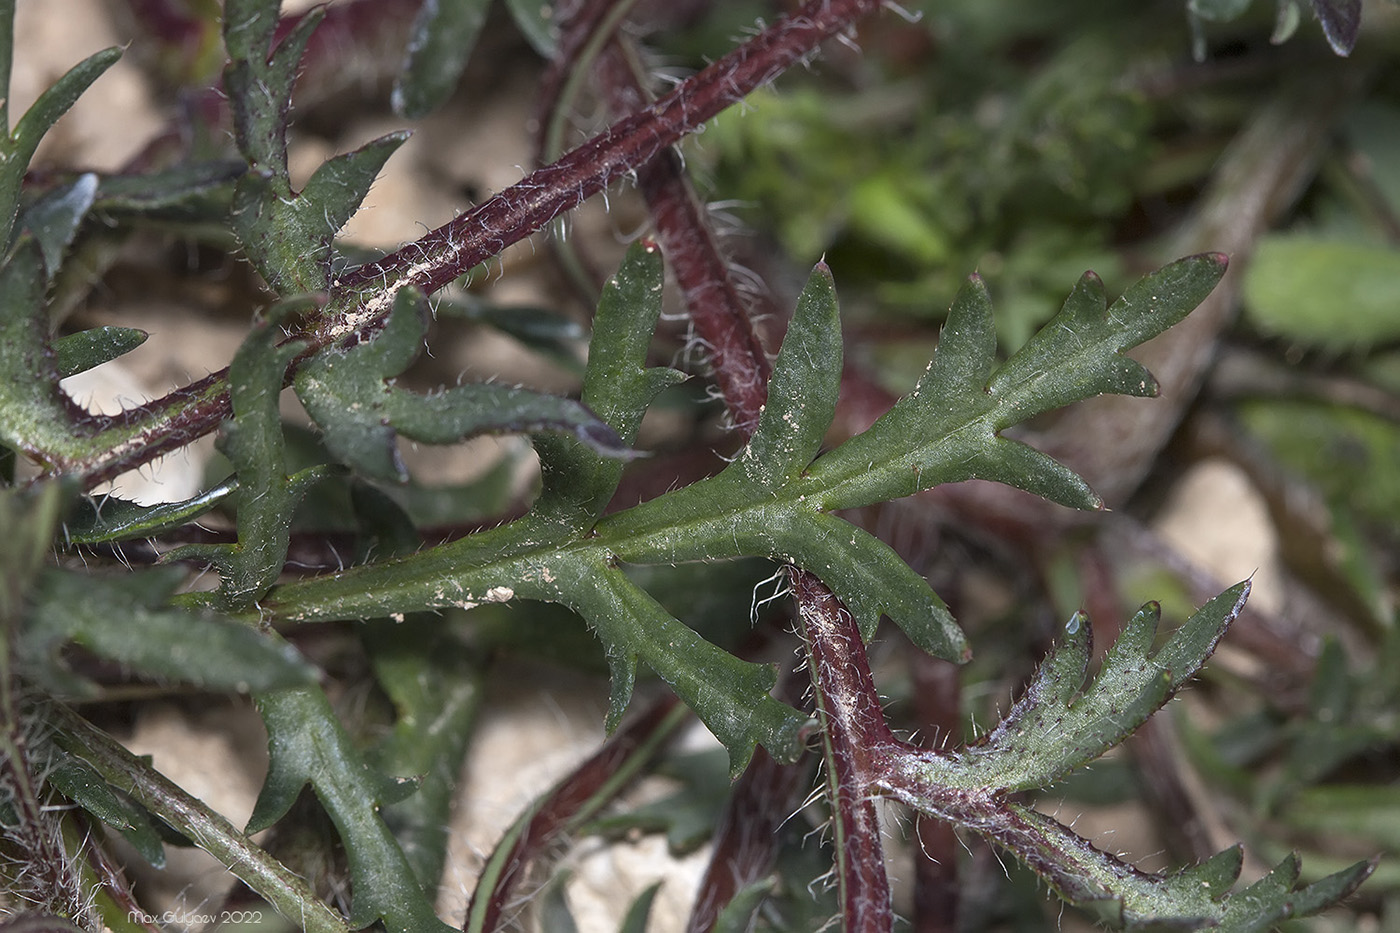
[266, 258, 1226, 765]
[60, 478, 237, 545]
[22, 172, 97, 275]
[1188, 0, 1254, 20]
[502, 0, 557, 57]
[436, 293, 587, 352]
[1311, 0, 1361, 56]
[224, 0, 402, 292]
[223, 0, 318, 176]
[1215, 854, 1374, 931]
[364, 615, 484, 888]
[0, 481, 66, 623]
[221, 0, 279, 67]
[0, 0, 12, 136]
[47, 758, 166, 867]
[809, 255, 1226, 511]
[1283, 783, 1400, 850]
[165, 316, 317, 608]
[22, 567, 317, 696]
[296, 286, 631, 484]
[552, 557, 804, 773]
[0, 232, 168, 467]
[709, 878, 779, 933]
[392, 0, 491, 118]
[0, 242, 87, 464]
[0, 45, 121, 252]
[876, 580, 1371, 927]
[535, 240, 685, 527]
[988, 801, 1372, 928]
[284, 131, 409, 288]
[736, 261, 842, 489]
[52, 325, 148, 379]
[616, 883, 663, 933]
[94, 159, 246, 215]
[925, 582, 1251, 792]
[250, 686, 454, 933]
[538, 870, 581, 933]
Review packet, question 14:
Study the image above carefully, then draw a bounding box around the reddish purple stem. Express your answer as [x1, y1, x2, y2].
[464, 696, 682, 932]
[793, 571, 896, 933]
[329, 0, 882, 323]
[57, 0, 883, 488]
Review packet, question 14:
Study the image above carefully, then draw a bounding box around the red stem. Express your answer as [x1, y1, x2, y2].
[793, 570, 896, 933]
[591, 43, 774, 432]
[463, 696, 683, 932]
[548, 2, 900, 924]
[59, 0, 881, 488]
[329, 0, 882, 325]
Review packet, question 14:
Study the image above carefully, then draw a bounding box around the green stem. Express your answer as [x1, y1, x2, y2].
[49, 704, 351, 933]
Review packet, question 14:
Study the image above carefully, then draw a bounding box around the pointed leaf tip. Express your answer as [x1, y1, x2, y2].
[1311, 0, 1361, 55]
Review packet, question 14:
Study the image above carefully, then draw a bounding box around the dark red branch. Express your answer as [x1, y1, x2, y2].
[793, 570, 896, 933]
[61, 0, 882, 489]
[544, 4, 900, 925]
[463, 696, 682, 933]
[592, 43, 774, 432]
[684, 742, 808, 933]
[331, 0, 881, 316]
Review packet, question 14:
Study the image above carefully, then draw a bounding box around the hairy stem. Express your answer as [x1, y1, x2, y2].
[463, 696, 686, 933]
[55, 0, 882, 489]
[553, 3, 900, 922]
[793, 571, 895, 933]
[49, 704, 350, 933]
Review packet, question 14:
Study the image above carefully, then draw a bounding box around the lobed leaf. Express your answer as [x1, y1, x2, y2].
[1211, 853, 1374, 931]
[49, 703, 352, 933]
[991, 802, 1373, 928]
[273, 131, 408, 290]
[267, 256, 1228, 766]
[808, 255, 1228, 511]
[297, 286, 630, 484]
[165, 316, 321, 609]
[534, 240, 685, 529]
[224, 0, 403, 292]
[249, 686, 453, 933]
[22, 567, 316, 696]
[934, 582, 1251, 792]
[537, 556, 805, 774]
